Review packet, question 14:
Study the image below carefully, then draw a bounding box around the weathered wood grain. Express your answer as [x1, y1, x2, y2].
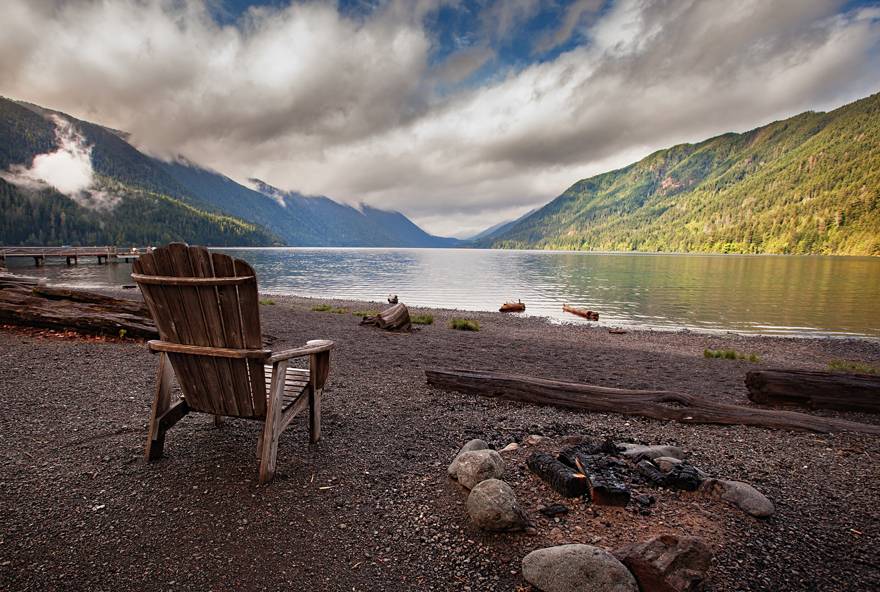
[746, 369, 880, 413]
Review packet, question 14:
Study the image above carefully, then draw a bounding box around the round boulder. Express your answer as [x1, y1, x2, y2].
[466, 478, 528, 531]
[451, 449, 504, 489]
[447, 439, 490, 478]
[702, 479, 774, 517]
[522, 544, 638, 592]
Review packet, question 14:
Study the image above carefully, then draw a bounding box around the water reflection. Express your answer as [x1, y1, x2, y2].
[10, 248, 880, 338]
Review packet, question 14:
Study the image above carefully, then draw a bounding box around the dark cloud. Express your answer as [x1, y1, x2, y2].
[1, 0, 878, 236]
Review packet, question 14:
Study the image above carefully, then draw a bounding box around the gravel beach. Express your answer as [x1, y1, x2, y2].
[1, 294, 879, 591]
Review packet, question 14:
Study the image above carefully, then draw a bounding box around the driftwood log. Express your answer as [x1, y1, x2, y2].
[425, 368, 880, 434]
[563, 304, 599, 321]
[360, 303, 411, 331]
[746, 369, 880, 413]
[0, 273, 157, 338]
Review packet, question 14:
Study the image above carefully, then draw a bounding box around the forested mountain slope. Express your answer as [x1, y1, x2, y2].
[482, 92, 880, 255]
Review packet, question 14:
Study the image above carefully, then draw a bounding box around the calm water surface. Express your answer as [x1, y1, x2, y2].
[11, 248, 880, 338]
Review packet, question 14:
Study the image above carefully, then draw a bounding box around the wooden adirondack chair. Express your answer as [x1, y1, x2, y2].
[131, 243, 334, 483]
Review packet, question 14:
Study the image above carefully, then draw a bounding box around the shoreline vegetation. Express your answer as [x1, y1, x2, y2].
[1, 288, 878, 590]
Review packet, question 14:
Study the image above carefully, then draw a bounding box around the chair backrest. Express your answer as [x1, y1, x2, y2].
[132, 243, 267, 418]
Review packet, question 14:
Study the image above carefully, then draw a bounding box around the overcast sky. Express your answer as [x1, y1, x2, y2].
[2, 0, 879, 237]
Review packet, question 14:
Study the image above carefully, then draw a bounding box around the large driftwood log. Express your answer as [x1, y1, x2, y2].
[425, 368, 880, 435]
[361, 303, 411, 331]
[746, 369, 880, 413]
[0, 275, 157, 339]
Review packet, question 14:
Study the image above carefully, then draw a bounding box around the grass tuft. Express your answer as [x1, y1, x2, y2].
[352, 310, 379, 317]
[828, 360, 878, 374]
[704, 348, 759, 362]
[450, 318, 480, 331]
[259, 299, 276, 306]
[312, 304, 347, 314]
[411, 314, 434, 325]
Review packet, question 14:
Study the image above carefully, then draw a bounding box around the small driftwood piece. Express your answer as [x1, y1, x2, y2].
[746, 369, 880, 414]
[500, 300, 525, 313]
[361, 302, 411, 331]
[0, 274, 157, 338]
[424, 368, 880, 435]
[527, 452, 588, 497]
[563, 304, 599, 321]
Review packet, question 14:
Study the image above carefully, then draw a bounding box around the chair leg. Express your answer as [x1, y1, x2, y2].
[145, 352, 173, 461]
[309, 386, 322, 444]
[259, 360, 287, 483]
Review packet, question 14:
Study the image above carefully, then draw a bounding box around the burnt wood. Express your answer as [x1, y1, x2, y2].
[636, 460, 702, 491]
[425, 368, 880, 435]
[527, 452, 589, 497]
[746, 369, 880, 413]
[573, 454, 630, 506]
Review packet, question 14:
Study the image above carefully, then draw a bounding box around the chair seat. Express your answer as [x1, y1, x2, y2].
[264, 365, 310, 413]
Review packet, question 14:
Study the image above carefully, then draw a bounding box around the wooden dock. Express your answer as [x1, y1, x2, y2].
[0, 246, 143, 266]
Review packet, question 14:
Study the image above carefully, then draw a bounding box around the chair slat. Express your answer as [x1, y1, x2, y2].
[136, 250, 205, 411]
[151, 245, 213, 412]
[189, 246, 241, 417]
[234, 258, 267, 417]
[212, 252, 260, 417]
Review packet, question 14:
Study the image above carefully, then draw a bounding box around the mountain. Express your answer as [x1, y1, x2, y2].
[0, 96, 459, 248]
[468, 208, 536, 241]
[480, 92, 880, 256]
[0, 98, 276, 246]
[249, 179, 463, 247]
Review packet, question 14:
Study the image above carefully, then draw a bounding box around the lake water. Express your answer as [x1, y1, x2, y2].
[8, 248, 880, 338]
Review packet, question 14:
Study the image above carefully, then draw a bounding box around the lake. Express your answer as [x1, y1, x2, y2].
[8, 248, 880, 338]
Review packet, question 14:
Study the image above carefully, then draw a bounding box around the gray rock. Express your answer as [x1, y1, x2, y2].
[619, 443, 685, 462]
[702, 479, 774, 517]
[447, 439, 490, 478]
[451, 449, 504, 489]
[522, 544, 639, 592]
[614, 534, 712, 592]
[466, 479, 528, 531]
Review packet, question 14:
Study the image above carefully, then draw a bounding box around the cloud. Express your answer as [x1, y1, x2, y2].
[0, 113, 120, 208]
[1, 0, 878, 236]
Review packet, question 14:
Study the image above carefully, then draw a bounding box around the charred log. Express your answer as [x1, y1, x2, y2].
[527, 452, 589, 498]
[636, 460, 702, 491]
[571, 454, 631, 506]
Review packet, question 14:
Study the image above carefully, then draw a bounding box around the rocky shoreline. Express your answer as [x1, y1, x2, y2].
[1, 293, 878, 591]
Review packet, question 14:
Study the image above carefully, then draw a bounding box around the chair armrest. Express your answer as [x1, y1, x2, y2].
[267, 339, 335, 363]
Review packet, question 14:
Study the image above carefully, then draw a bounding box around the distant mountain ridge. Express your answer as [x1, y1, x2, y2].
[248, 179, 462, 247]
[480, 92, 880, 256]
[0, 96, 459, 247]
